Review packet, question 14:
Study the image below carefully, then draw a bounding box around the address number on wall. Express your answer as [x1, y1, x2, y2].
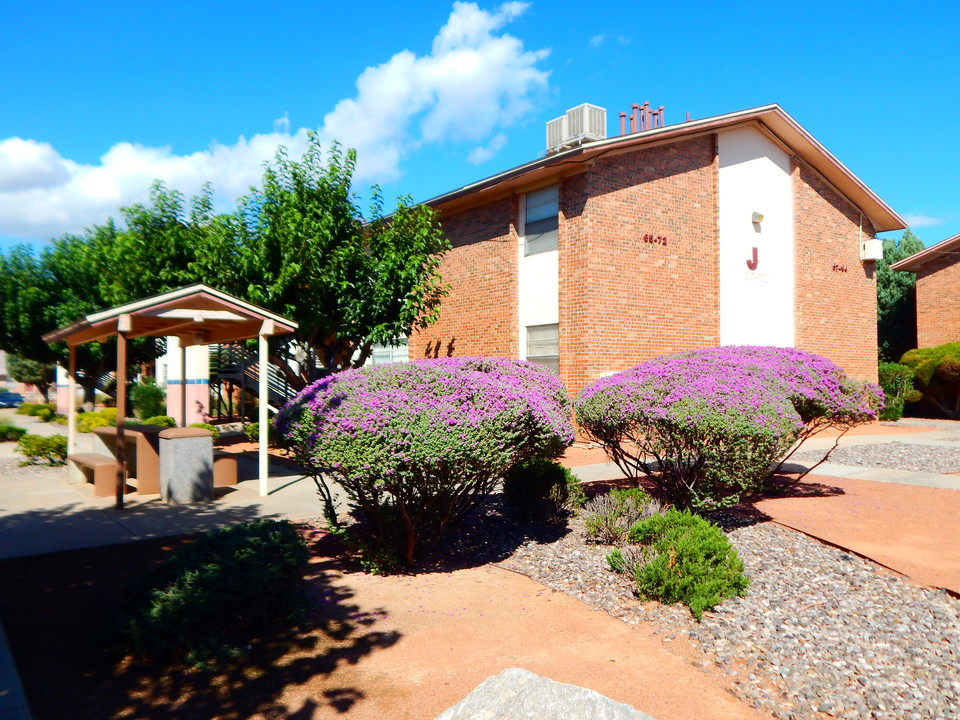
[643, 234, 669, 245]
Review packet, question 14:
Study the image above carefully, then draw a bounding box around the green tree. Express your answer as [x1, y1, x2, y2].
[102, 137, 451, 389]
[6, 355, 55, 403]
[877, 228, 925, 362]
[0, 233, 162, 405]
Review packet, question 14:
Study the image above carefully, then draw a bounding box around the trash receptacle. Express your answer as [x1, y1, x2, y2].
[159, 427, 214, 504]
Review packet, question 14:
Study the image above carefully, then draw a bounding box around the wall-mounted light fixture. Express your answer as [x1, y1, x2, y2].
[751, 211, 764, 224]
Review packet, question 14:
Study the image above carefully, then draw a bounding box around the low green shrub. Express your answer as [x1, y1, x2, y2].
[141, 415, 176, 427]
[17, 434, 68, 465]
[189, 422, 221, 440]
[52, 414, 67, 425]
[502, 458, 585, 519]
[0, 424, 27, 442]
[129, 377, 166, 420]
[582, 488, 664, 544]
[115, 519, 309, 665]
[16, 403, 56, 417]
[625, 509, 749, 620]
[244, 421, 278, 444]
[76, 411, 113, 434]
[34, 407, 53, 422]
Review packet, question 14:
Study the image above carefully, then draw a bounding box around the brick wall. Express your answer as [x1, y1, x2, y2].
[560, 136, 720, 394]
[916, 255, 960, 347]
[410, 196, 519, 360]
[792, 161, 879, 381]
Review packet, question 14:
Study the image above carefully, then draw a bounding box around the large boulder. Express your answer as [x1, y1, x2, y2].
[434, 667, 655, 720]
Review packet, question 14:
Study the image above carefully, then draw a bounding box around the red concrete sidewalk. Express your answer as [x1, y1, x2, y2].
[756, 474, 960, 595]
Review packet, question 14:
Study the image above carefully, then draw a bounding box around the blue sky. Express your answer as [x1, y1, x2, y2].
[2, 0, 958, 254]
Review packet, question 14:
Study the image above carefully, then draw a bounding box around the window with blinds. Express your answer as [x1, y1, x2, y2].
[525, 323, 559, 372]
[524, 185, 559, 256]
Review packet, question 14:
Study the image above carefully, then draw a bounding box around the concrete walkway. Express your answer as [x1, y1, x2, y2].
[2, 415, 959, 719]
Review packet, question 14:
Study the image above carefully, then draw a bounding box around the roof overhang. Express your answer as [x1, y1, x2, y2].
[43, 284, 298, 347]
[425, 104, 905, 233]
[890, 233, 960, 273]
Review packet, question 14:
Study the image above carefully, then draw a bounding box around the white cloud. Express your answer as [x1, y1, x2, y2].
[467, 133, 508, 164]
[0, 138, 73, 192]
[903, 213, 948, 228]
[589, 33, 630, 48]
[0, 1, 549, 242]
[320, 1, 548, 182]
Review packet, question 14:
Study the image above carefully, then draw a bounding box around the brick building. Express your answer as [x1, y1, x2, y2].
[411, 103, 905, 393]
[890, 232, 960, 348]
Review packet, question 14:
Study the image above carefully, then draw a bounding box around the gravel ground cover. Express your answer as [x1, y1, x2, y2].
[792, 441, 960, 474]
[438, 498, 960, 720]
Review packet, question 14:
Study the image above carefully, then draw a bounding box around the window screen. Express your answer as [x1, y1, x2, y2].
[368, 340, 409, 365]
[524, 186, 559, 256]
[526, 323, 559, 372]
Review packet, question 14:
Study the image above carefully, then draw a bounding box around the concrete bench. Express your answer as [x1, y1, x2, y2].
[67, 453, 116, 497]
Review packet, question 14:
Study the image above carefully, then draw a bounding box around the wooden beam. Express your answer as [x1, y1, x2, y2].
[115, 331, 128, 510]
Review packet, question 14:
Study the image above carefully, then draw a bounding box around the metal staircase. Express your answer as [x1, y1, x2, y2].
[209, 343, 296, 419]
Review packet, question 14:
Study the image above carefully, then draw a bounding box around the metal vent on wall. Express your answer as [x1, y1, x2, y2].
[546, 103, 607, 153]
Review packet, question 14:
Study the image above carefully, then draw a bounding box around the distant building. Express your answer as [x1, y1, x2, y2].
[890, 232, 960, 348]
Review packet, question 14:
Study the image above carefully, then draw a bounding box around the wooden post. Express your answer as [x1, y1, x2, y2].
[115, 329, 128, 510]
[67, 346, 77, 454]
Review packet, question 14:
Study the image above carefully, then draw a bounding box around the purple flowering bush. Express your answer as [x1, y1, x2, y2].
[275, 357, 574, 567]
[574, 346, 882, 511]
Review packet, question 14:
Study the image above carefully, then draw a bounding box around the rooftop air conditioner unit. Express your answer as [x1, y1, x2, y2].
[546, 103, 607, 153]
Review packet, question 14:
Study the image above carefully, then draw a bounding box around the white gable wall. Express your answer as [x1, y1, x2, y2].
[718, 127, 795, 347]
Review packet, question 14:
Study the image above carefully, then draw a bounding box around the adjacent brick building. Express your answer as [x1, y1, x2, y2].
[412, 103, 904, 393]
[890, 232, 960, 348]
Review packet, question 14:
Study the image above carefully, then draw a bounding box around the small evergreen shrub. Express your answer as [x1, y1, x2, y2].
[0, 424, 27, 442]
[189, 422, 221, 440]
[503, 458, 584, 519]
[130, 378, 166, 420]
[575, 346, 882, 511]
[17, 434, 68, 465]
[115, 519, 309, 664]
[34, 407, 53, 422]
[52, 414, 67, 425]
[582, 488, 664, 544]
[276, 357, 574, 567]
[625, 509, 749, 620]
[141, 415, 176, 427]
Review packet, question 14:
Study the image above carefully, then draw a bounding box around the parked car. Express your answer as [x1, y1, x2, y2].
[0, 392, 25, 408]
